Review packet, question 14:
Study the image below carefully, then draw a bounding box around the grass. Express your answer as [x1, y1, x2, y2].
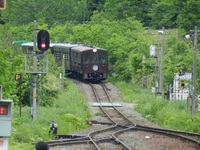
[9, 80, 91, 150]
[111, 80, 200, 133]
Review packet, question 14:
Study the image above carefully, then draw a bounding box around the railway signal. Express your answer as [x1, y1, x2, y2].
[37, 30, 50, 52]
[0, 99, 13, 150]
[180, 82, 186, 88]
[0, 0, 6, 10]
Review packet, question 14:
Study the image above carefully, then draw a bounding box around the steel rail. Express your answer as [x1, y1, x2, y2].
[88, 82, 132, 149]
[46, 80, 200, 149]
[89, 82, 117, 124]
[101, 82, 133, 125]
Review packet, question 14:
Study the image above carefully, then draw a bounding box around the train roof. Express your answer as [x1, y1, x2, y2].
[21, 42, 107, 52]
[52, 43, 79, 48]
[71, 46, 107, 52]
[21, 42, 62, 47]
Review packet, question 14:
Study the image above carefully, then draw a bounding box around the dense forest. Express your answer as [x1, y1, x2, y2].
[0, 0, 200, 106]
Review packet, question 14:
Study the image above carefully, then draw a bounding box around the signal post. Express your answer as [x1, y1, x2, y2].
[25, 20, 49, 119]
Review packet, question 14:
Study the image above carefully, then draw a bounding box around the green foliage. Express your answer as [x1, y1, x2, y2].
[113, 81, 144, 103]
[162, 29, 193, 85]
[1, 1, 198, 100]
[9, 80, 91, 149]
[135, 94, 200, 133]
[2, 0, 89, 26]
[113, 80, 200, 133]
[149, 0, 178, 29]
[176, 0, 200, 31]
[1, 0, 199, 32]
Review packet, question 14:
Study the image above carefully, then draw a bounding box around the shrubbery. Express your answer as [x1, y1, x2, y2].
[113, 80, 200, 133]
[9, 80, 91, 150]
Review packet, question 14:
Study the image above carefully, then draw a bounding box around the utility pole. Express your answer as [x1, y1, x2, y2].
[158, 27, 165, 94]
[191, 26, 199, 115]
[32, 20, 37, 119]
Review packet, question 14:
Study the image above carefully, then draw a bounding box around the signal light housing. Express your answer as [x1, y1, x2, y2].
[0, 0, 6, 10]
[37, 30, 50, 52]
[180, 82, 186, 88]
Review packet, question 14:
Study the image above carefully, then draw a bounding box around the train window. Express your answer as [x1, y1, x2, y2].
[64, 53, 68, 60]
[99, 54, 107, 62]
[83, 53, 90, 63]
[93, 53, 97, 62]
[66, 52, 69, 60]
[28, 47, 33, 51]
[55, 52, 61, 60]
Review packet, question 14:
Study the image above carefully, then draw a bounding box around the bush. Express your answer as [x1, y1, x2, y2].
[112, 80, 200, 133]
[9, 80, 91, 149]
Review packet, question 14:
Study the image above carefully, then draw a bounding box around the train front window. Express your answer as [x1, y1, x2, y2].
[83, 53, 90, 63]
[93, 53, 97, 62]
[99, 54, 107, 63]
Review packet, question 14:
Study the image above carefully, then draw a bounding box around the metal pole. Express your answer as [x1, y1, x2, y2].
[155, 57, 159, 93]
[142, 56, 146, 88]
[20, 76, 22, 117]
[159, 27, 165, 94]
[32, 20, 37, 119]
[62, 54, 65, 88]
[191, 26, 197, 115]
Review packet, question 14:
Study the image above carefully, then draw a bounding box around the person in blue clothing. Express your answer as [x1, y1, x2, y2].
[35, 141, 49, 150]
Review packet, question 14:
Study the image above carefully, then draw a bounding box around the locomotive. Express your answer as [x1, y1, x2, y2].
[21, 42, 108, 81]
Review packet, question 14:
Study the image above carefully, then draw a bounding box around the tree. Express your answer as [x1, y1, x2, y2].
[148, 0, 180, 29]
[1, 0, 89, 27]
[176, 0, 200, 31]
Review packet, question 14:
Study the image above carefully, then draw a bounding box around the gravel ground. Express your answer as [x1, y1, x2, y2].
[76, 81, 160, 127]
[55, 80, 199, 150]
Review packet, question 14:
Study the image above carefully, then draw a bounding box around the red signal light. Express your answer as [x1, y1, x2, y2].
[41, 43, 46, 48]
[37, 30, 50, 51]
[0, 105, 8, 115]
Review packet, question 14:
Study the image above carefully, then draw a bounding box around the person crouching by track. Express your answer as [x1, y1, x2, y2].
[35, 141, 49, 150]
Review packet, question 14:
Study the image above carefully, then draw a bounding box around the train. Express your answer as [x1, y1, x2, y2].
[21, 42, 108, 81]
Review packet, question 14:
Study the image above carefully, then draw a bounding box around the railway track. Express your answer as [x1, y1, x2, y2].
[46, 81, 200, 150]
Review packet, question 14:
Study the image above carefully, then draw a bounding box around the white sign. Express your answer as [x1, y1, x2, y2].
[0, 138, 8, 150]
[198, 95, 200, 100]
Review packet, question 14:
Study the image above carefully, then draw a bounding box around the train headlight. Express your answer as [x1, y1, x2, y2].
[93, 48, 97, 52]
[92, 65, 98, 71]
